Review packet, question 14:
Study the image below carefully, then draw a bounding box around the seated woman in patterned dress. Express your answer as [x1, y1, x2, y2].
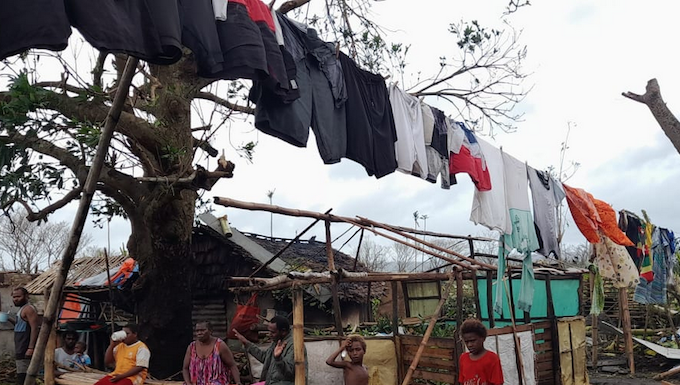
[182, 321, 242, 385]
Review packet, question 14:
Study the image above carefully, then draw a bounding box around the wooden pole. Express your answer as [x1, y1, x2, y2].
[545, 273, 560, 385]
[250, 209, 331, 278]
[44, 287, 57, 385]
[590, 271, 599, 369]
[472, 269, 482, 320]
[503, 277, 525, 385]
[486, 271, 495, 328]
[24, 56, 140, 385]
[401, 275, 456, 385]
[326, 220, 343, 336]
[619, 287, 635, 374]
[293, 287, 306, 385]
[392, 281, 404, 384]
[104, 249, 115, 333]
[212, 197, 495, 269]
[352, 229, 365, 271]
[214, 197, 495, 242]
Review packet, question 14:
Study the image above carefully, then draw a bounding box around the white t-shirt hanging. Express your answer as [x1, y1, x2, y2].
[212, 0, 227, 21]
[470, 138, 509, 233]
[389, 84, 428, 178]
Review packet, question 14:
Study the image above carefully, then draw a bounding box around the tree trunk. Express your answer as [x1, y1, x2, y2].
[128, 189, 196, 378]
[623, 79, 680, 154]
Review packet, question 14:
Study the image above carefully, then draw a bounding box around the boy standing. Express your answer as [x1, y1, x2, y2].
[458, 319, 503, 385]
[325, 335, 369, 385]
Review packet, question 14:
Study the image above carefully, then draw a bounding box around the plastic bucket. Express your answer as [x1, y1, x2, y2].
[0, 312, 8, 323]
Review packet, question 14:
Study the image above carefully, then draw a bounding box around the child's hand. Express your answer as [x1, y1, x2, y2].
[344, 338, 353, 349]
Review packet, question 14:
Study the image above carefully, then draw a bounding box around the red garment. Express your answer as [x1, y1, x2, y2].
[94, 378, 132, 385]
[449, 145, 491, 191]
[229, 0, 275, 31]
[458, 351, 504, 385]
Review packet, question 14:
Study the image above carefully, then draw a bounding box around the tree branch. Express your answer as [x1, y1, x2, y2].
[623, 78, 680, 154]
[278, 0, 313, 13]
[195, 92, 254, 114]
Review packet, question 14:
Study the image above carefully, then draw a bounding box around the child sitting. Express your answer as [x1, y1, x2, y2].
[73, 341, 91, 368]
[325, 335, 369, 385]
[458, 319, 503, 385]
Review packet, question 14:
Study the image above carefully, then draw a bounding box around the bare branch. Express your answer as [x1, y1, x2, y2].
[195, 92, 255, 114]
[92, 52, 108, 90]
[278, 0, 313, 13]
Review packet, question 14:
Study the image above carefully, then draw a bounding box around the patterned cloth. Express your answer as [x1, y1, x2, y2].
[188, 338, 231, 385]
[635, 227, 668, 304]
[594, 230, 639, 289]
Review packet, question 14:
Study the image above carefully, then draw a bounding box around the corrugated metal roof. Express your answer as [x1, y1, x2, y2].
[24, 254, 130, 294]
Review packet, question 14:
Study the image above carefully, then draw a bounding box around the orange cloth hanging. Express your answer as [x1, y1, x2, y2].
[563, 184, 601, 243]
[593, 199, 634, 246]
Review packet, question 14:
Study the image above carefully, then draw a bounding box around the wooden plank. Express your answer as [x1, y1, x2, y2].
[486, 271, 495, 327]
[536, 361, 554, 372]
[411, 369, 457, 383]
[400, 336, 458, 349]
[400, 355, 456, 370]
[402, 345, 455, 360]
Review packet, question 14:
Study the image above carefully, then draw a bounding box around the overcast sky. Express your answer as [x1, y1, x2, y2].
[42, 0, 680, 261]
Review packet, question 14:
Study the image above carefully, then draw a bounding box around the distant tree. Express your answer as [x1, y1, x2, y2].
[392, 242, 416, 272]
[561, 243, 591, 266]
[355, 236, 389, 272]
[0, 209, 93, 273]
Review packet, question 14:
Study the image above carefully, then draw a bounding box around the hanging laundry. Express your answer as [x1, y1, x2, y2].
[497, 152, 539, 313]
[420, 103, 449, 189]
[470, 138, 509, 233]
[634, 226, 667, 304]
[618, 210, 646, 268]
[594, 230, 640, 289]
[661, 228, 676, 286]
[0, 0, 71, 61]
[250, 13, 346, 164]
[562, 184, 601, 243]
[212, 0, 228, 21]
[589, 264, 605, 316]
[65, 0, 183, 65]
[449, 125, 491, 191]
[339, 52, 398, 178]
[429, 107, 449, 159]
[639, 212, 655, 282]
[593, 199, 634, 246]
[389, 84, 428, 178]
[446, 117, 465, 155]
[527, 167, 566, 258]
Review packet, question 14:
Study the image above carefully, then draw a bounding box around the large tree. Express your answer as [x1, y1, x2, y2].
[0, 0, 529, 375]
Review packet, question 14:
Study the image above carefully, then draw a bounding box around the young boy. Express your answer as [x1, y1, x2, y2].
[458, 318, 503, 385]
[326, 335, 369, 385]
[73, 341, 91, 367]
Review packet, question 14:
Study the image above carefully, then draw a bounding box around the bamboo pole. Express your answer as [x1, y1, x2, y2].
[250, 209, 331, 278]
[400, 275, 456, 385]
[25, 56, 140, 385]
[619, 287, 635, 374]
[212, 197, 495, 269]
[104, 249, 115, 333]
[213, 197, 495, 242]
[293, 287, 306, 385]
[391, 281, 404, 384]
[654, 364, 680, 381]
[44, 314, 57, 385]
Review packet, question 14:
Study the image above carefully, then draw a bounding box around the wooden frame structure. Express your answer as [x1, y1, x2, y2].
[214, 196, 589, 385]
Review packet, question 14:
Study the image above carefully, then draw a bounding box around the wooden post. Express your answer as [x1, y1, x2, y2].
[590, 271, 599, 369]
[104, 249, 115, 332]
[326, 220, 343, 335]
[619, 287, 635, 374]
[293, 287, 306, 385]
[472, 269, 482, 320]
[392, 281, 404, 384]
[456, 270, 464, 327]
[24, 56, 140, 385]
[44, 325, 57, 385]
[545, 273, 560, 385]
[486, 271, 495, 327]
[401, 276, 456, 385]
[503, 278, 525, 385]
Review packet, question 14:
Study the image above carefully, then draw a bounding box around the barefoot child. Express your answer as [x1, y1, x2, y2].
[325, 335, 369, 385]
[458, 319, 503, 385]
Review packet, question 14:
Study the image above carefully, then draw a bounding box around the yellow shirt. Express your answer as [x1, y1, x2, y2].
[112, 341, 150, 385]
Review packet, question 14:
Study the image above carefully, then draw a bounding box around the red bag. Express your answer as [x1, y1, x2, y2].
[227, 293, 260, 342]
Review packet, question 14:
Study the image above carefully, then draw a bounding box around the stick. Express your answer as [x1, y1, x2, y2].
[400, 275, 456, 385]
[654, 364, 680, 380]
[249, 209, 331, 278]
[326, 220, 343, 336]
[504, 276, 525, 385]
[619, 287, 635, 374]
[104, 249, 115, 333]
[24, 56, 140, 385]
[293, 287, 305, 385]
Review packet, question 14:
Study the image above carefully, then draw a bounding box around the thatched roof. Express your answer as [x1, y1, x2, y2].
[24, 254, 129, 295]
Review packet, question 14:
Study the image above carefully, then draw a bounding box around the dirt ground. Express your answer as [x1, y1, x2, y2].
[589, 353, 680, 385]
